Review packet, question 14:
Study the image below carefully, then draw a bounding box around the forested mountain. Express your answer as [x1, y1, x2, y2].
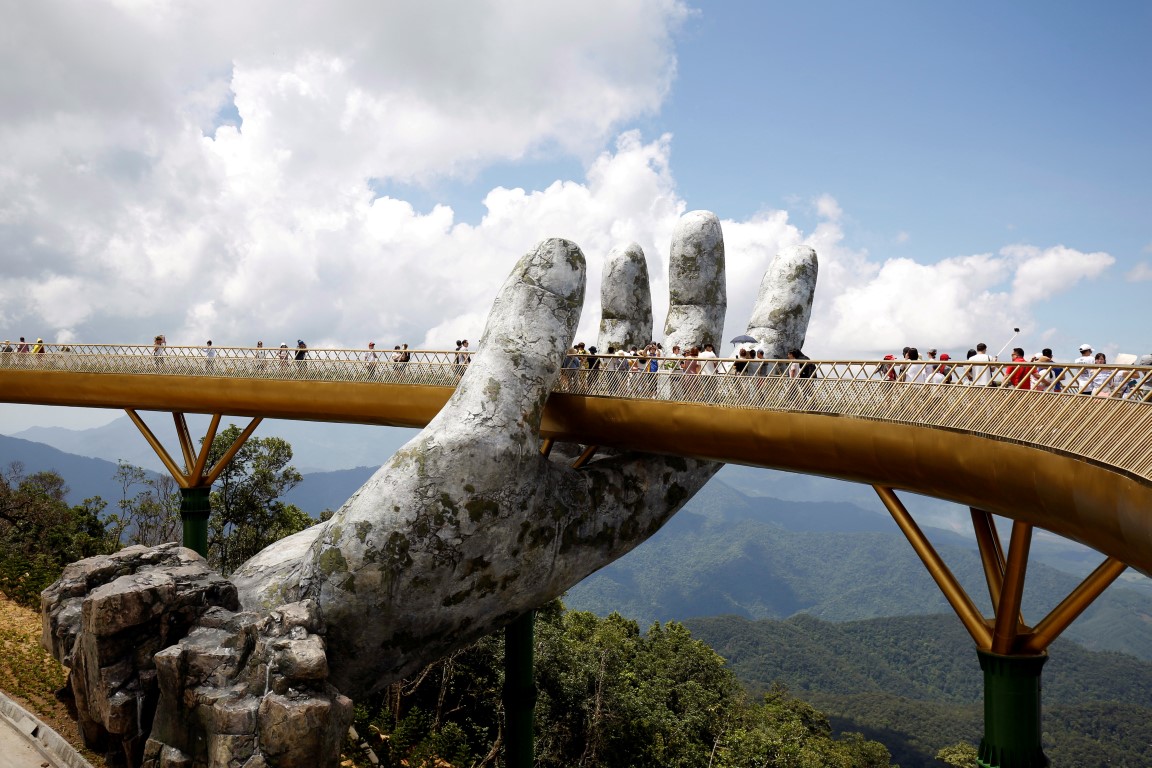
[11, 415, 417, 474]
[685, 613, 1152, 767]
[6, 426, 1150, 659]
[565, 500, 1152, 660]
[0, 433, 148, 505]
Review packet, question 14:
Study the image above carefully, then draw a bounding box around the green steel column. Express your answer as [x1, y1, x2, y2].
[180, 486, 211, 559]
[976, 649, 1049, 768]
[503, 611, 537, 768]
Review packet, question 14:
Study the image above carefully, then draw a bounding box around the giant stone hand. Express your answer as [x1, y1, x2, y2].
[232, 210, 818, 699]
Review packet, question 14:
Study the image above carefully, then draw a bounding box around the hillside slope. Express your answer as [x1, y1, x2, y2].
[685, 613, 1152, 767]
[566, 499, 1152, 660]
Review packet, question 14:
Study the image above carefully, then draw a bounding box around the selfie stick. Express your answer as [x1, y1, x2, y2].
[995, 327, 1021, 361]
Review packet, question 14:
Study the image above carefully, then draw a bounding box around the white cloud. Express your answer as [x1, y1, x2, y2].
[1002, 243, 1113, 305]
[1127, 262, 1152, 282]
[0, 0, 1119, 367]
[802, 241, 1113, 358]
[0, 0, 690, 347]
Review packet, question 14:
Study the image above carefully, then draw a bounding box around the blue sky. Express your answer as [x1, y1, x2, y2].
[668, 3, 1150, 256]
[1, 0, 1150, 432]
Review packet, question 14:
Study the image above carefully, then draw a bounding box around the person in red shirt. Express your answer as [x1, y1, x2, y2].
[1006, 347, 1033, 389]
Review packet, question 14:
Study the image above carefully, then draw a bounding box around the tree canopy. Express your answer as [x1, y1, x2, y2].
[0, 463, 111, 608]
[205, 424, 310, 574]
[347, 602, 895, 768]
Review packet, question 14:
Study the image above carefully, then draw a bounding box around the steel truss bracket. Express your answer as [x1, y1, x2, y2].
[124, 409, 263, 488]
[873, 486, 1128, 654]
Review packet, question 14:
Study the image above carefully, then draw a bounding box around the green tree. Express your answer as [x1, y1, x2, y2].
[710, 684, 892, 768]
[0, 463, 112, 608]
[342, 602, 893, 768]
[104, 461, 182, 548]
[205, 425, 308, 574]
[936, 742, 979, 767]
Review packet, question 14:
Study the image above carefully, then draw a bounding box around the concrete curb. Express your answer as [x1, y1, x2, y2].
[0, 690, 95, 768]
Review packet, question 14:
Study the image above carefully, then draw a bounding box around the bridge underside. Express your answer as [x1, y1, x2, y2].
[5, 369, 1150, 577]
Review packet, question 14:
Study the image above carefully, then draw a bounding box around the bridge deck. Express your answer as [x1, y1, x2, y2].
[2, 347, 1151, 575]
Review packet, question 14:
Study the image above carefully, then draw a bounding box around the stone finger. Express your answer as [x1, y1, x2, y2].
[662, 210, 726, 351]
[745, 245, 818, 358]
[597, 242, 653, 353]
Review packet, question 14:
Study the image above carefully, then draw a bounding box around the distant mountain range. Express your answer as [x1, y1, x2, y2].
[10, 414, 418, 474]
[563, 485, 1152, 661]
[5, 420, 1150, 660]
[0, 433, 154, 505]
[683, 613, 1152, 767]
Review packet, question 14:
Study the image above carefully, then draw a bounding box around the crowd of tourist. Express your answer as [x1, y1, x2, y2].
[553, 338, 1152, 402]
[3, 332, 1149, 401]
[870, 342, 1152, 399]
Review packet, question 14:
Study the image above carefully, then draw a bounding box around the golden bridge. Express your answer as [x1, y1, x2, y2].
[3, 343, 1152, 767]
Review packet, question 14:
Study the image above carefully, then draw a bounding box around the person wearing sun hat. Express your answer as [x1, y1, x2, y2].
[1074, 343, 1095, 392]
[876, 353, 897, 381]
[929, 353, 952, 384]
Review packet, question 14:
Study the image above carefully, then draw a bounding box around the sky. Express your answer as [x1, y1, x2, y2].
[2, 0, 1150, 432]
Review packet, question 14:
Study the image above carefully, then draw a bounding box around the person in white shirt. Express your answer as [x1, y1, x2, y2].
[1089, 351, 1113, 396]
[1073, 343, 1096, 393]
[901, 347, 930, 384]
[968, 342, 993, 386]
[365, 342, 379, 378]
[698, 343, 719, 375]
[928, 353, 952, 384]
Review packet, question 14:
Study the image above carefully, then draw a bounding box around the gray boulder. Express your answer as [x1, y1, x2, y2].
[40, 543, 238, 766]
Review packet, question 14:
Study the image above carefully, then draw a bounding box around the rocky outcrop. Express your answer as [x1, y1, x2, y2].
[41, 544, 239, 766]
[143, 599, 351, 768]
[41, 545, 349, 768]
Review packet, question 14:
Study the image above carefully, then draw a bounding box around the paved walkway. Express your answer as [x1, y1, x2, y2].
[0, 692, 94, 768]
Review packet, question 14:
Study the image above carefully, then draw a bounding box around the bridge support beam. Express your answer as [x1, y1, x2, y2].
[976, 650, 1049, 768]
[874, 487, 1132, 768]
[504, 611, 537, 768]
[125, 409, 263, 562]
[180, 486, 212, 558]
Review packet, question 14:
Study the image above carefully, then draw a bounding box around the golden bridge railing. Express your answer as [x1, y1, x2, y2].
[560, 356, 1152, 482]
[0, 344, 469, 385]
[3, 345, 1151, 481]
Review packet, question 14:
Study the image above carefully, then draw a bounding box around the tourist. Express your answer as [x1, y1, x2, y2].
[1073, 344, 1095, 393]
[876, 354, 898, 381]
[699, 343, 719, 376]
[900, 348, 929, 384]
[1089, 352, 1114, 396]
[1005, 348, 1032, 389]
[968, 343, 994, 386]
[365, 342, 378, 378]
[1030, 349, 1055, 391]
[928, 353, 952, 385]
